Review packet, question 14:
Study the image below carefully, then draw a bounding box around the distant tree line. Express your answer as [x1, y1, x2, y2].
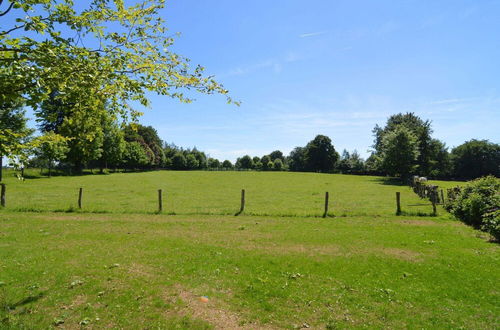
[1, 104, 498, 181]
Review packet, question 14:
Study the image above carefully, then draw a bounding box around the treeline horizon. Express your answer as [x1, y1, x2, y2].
[2, 107, 499, 181]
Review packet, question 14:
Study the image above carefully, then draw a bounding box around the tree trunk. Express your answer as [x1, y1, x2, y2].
[0, 156, 3, 182]
[48, 159, 52, 177]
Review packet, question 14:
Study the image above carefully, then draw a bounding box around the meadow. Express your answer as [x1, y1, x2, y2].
[0, 171, 498, 329]
[0, 170, 450, 216]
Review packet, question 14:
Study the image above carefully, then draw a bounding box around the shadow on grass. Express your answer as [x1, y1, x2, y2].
[398, 210, 437, 217]
[369, 177, 406, 186]
[4, 168, 160, 181]
[7, 292, 45, 310]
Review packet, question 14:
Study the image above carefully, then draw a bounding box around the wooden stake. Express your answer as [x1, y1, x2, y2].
[396, 192, 401, 215]
[236, 189, 245, 216]
[431, 192, 437, 216]
[240, 189, 245, 213]
[1, 184, 5, 207]
[78, 187, 83, 209]
[323, 192, 329, 218]
[440, 189, 445, 204]
[158, 189, 163, 212]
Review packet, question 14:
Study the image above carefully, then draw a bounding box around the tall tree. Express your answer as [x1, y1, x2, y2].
[123, 141, 149, 170]
[380, 126, 419, 179]
[36, 91, 107, 171]
[268, 150, 284, 161]
[287, 147, 307, 172]
[99, 116, 126, 172]
[304, 135, 339, 173]
[372, 113, 435, 176]
[451, 140, 500, 179]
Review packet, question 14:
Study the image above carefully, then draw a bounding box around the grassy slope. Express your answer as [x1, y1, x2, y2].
[2, 170, 441, 216]
[0, 171, 498, 328]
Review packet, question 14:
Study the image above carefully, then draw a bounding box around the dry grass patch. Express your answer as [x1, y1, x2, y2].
[164, 285, 275, 329]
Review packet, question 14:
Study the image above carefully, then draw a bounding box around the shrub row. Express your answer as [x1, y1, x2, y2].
[445, 176, 499, 241]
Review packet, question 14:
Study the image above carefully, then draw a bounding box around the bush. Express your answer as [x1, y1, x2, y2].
[482, 210, 500, 241]
[446, 176, 500, 240]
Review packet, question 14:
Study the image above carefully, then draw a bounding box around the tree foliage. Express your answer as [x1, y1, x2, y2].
[380, 126, 419, 178]
[451, 140, 500, 179]
[123, 141, 149, 169]
[236, 155, 253, 169]
[32, 131, 69, 176]
[304, 135, 339, 173]
[0, 99, 31, 180]
[1, 0, 236, 118]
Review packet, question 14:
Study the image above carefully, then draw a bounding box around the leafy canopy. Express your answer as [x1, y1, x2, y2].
[1, 0, 237, 121]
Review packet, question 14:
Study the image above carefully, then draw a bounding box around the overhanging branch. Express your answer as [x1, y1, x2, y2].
[0, 1, 14, 17]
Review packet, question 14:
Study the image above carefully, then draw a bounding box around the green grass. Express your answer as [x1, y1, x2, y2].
[0, 171, 497, 328]
[427, 179, 465, 190]
[1, 170, 442, 216]
[0, 212, 498, 328]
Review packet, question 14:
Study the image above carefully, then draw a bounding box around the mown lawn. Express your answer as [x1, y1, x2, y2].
[1, 170, 444, 216]
[0, 212, 498, 329]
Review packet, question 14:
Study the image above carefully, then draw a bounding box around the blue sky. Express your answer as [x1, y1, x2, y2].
[17, 0, 500, 161]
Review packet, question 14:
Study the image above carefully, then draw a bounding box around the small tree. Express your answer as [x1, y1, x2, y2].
[208, 158, 220, 169]
[261, 155, 271, 171]
[100, 118, 126, 172]
[273, 158, 284, 171]
[236, 155, 253, 170]
[288, 147, 307, 172]
[186, 154, 199, 170]
[123, 141, 149, 170]
[222, 160, 233, 169]
[33, 132, 70, 177]
[0, 100, 30, 181]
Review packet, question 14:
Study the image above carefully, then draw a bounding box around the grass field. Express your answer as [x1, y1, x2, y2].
[0, 170, 451, 216]
[0, 171, 498, 329]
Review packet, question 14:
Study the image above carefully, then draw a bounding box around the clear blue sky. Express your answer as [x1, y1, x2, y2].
[22, 1, 500, 161]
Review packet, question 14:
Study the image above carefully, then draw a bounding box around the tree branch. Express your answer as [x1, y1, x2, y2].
[0, 24, 26, 36]
[0, 1, 14, 17]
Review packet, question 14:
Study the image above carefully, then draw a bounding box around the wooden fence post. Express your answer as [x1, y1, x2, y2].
[323, 192, 329, 218]
[440, 189, 445, 204]
[1, 184, 5, 207]
[431, 192, 437, 216]
[235, 189, 245, 216]
[78, 187, 83, 209]
[158, 189, 163, 212]
[396, 192, 401, 215]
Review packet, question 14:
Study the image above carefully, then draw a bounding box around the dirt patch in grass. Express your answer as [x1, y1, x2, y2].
[236, 242, 342, 257]
[165, 285, 274, 329]
[127, 263, 154, 279]
[377, 248, 423, 262]
[398, 219, 441, 226]
[67, 294, 87, 309]
[398, 219, 461, 227]
[231, 242, 424, 262]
